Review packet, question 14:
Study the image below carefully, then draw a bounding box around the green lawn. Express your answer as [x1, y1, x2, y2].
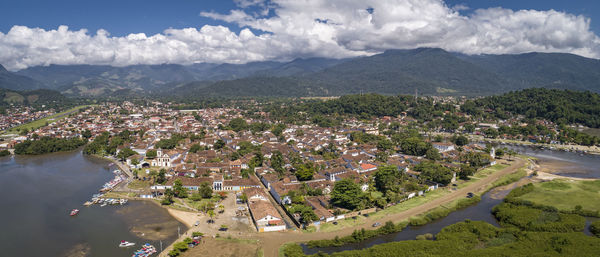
[316, 162, 522, 233]
[318, 189, 451, 233]
[491, 166, 527, 188]
[516, 180, 600, 212]
[473, 164, 507, 179]
[127, 180, 151, 190]
[2, 105, 92, 135]
[318, 215, 368, 232]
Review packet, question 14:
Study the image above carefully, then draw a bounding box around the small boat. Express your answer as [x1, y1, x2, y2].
[132, 243, 157, 257]
[70, 209, 79, 216]
[100, 203, 107, 207]
[119, 241, 136, 247]
[83, 201, 93, 206]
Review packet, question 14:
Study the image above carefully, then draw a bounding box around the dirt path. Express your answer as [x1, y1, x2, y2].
[257, 158, 526, 257]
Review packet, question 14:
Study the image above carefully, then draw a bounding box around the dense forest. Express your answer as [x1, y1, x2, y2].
[283, 219, 600, 257]
[266, 94, 456, 126]
[83, 130, 137, 156]
[14, 136, 87, 155]
[469, 88, 600, 128]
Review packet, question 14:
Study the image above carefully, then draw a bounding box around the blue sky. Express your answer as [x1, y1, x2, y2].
[2, 0, 598, 36]
[1, 0, 599, 70]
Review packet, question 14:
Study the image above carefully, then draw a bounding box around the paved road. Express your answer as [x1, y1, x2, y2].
[257, 158, 526, 257]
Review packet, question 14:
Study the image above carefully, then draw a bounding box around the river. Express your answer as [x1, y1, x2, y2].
[0, 151, 184, 257]
[505, 145, 600, 178]
[303, 146, 600, 255]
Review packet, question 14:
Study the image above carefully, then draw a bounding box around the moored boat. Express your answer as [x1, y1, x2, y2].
[70, 209, 79, 216]
[119, 240, 136, 247]
[132, 243, 157, 257]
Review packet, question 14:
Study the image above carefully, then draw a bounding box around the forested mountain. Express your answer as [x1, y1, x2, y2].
[0, 64, 44, 91]
[303, 48, 510, 96]
[17, 64, 202, 97]
[469, 88, 600, 128]
[254, 57, 348, 77]
[171, 48, 600, 98]
[175, 77, 312, 97]
[0, 88, 67, 107]
[459, 52, 600, 92]
[3, 48, 600, 97]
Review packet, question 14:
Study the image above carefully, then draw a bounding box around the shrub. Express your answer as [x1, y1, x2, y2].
[492, 202, 585, 232]
[591, 221, 600, 237]
[168, 249, 180, 257]
[172, 241, 189, 252]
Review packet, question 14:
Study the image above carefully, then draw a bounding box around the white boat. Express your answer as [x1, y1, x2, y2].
[100, 202, 107, 207]
[119, 241, 136, 247]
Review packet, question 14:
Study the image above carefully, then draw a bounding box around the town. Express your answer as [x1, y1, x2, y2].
[2, 91, 600, 256]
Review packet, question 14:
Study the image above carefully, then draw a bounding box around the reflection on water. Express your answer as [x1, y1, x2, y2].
[505, 145, 600, 178]
[0, 151, 183, 257]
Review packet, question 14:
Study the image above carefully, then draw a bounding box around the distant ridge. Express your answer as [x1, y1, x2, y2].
[2, 48, 600, 97]
[0, 64, 44, 91]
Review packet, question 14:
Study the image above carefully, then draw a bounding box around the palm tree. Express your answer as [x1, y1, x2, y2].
[208, 209, 215, 223]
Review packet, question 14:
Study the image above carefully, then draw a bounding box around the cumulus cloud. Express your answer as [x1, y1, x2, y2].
[1, 0, 599, 70]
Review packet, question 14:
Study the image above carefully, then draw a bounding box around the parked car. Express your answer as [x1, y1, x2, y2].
[333, 221, 338, 225]
[466, 192, 474, 198]
[372, 222, 381, 227]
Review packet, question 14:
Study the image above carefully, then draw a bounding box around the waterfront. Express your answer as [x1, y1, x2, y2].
[0, 151, 183, 257]
[507, 145, 600, 178]
[303, 147, 600, 255]
[302, 188, 505, 255]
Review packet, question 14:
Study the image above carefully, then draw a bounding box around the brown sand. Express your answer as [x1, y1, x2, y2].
[167, 208, 200, 228]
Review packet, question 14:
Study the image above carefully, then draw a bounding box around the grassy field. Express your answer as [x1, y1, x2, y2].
[127, 180, 151, 190]
[490, 165, 528, 188]
[318, 189, 450, 233]
[2, 105, 91, 135]
[581, 128, 600, 137]
[516, 180, 600, 212]
[316, 162, 517, 233]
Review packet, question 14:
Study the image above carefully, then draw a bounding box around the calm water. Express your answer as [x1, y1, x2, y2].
[304, 147, 600, 254]
[0, 151, 183, 257]
[506, 145, 600, 178]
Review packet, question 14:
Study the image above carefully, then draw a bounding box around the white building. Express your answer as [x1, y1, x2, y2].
[151, 149, 171, 167]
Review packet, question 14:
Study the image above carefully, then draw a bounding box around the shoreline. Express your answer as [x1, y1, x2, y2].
[482, 138, 600, 156]
[165, 208, 197, 228]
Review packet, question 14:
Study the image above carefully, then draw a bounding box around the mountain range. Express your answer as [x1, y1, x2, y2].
[1, 48, 600, 98]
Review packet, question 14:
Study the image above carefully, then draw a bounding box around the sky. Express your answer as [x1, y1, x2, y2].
[1, 0, 599, 70]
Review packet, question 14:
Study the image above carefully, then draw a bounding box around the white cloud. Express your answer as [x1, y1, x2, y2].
[452, 4, 470, 12]
[1, 0, 599, 70]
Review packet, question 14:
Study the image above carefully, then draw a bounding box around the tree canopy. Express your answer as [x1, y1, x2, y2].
[331, 179, 364, 210]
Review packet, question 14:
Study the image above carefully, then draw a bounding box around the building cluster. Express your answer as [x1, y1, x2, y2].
[0, 106, 55, 131]
[3, 101, 496, 232]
